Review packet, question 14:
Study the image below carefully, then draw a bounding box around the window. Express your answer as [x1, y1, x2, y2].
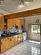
[31, 25, 40, 33]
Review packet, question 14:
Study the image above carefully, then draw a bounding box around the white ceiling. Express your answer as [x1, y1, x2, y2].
[0, 0, 41, 15]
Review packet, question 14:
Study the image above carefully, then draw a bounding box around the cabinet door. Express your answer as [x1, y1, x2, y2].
[7, 18, 25, 29]
[9, 37, 15, 47]
[1, 38, 7, 52]
[0, 16, 4, 30]
[1, 38, 11, 52]
[17, 34, 22, 44]
[14, 35, 18, 45]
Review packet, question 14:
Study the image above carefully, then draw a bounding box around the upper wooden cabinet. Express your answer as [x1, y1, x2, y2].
[0, 15, 25, 30]
[7, 17, 25, 29]
[0, 15, 4, 30]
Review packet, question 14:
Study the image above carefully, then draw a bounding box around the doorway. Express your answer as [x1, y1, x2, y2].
[29, 24, 40, 41]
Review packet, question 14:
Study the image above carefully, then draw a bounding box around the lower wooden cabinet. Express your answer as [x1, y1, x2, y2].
[17, 34, 22, 44]
[1, 38, 10, 52]
[0, 34, 23, 53]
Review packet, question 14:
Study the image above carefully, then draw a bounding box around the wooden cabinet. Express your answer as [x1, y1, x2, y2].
[0, 34, 23, 53]
[1, 38, 7, 52]
[1, 37, 15, 52]
[7, 18, 25, 29]
[0, 15, 4, 30]
[17, 34, 22, 44]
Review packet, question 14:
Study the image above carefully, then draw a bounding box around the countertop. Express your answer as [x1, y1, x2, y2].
[0, 32, 26, 39]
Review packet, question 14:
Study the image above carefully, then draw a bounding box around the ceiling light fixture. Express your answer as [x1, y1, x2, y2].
[17, 0, 25, 9]
[17, 0, 31, 9]
[18, 4, 25, 8]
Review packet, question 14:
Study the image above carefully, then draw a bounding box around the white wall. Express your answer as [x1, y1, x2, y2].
[25, 15, 41, 41]
[25, 15, 41, 30]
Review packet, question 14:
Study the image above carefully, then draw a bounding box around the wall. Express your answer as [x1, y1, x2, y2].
[25, 15, 41, 31]
[25, 15, 41, 41]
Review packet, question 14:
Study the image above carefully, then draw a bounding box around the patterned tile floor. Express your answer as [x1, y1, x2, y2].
[0, 40, 40, 55]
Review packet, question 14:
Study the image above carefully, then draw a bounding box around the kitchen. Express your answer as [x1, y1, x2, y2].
[0, 0, 41, 55]
[0, 15, 27, 53]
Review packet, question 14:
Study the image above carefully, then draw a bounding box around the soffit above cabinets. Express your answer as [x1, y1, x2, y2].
[0, 0, 41, 15]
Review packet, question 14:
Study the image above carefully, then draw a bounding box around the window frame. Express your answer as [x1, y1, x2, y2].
[31, 24, 40, 34]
